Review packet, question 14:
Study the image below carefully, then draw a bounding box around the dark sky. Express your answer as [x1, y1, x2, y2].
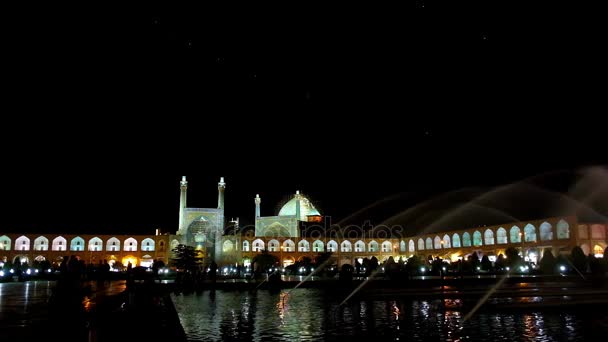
[1, 2, 607, 235]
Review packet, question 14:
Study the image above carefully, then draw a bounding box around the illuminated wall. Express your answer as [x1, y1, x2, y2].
[255, 216, 299, 238]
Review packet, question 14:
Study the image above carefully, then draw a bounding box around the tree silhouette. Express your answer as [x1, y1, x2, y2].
[252, 250, 278, 273]
[313, 252, 333, 270]
[170, 244, 202, 273]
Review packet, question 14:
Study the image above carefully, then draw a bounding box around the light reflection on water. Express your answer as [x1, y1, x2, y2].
[172, 289, 596, 342]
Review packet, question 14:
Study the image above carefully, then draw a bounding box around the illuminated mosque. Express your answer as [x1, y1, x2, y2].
[173, 177, 608, 269]
[1, 176, 607, 271]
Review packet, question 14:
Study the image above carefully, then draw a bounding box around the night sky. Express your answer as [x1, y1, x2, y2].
[1, 2, 606, 235]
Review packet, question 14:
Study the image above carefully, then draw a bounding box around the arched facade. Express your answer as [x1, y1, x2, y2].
[327, 240, 338, 252]
[70, 236, 85, 251]
[252, 239, 265, 252]
[298, 240, 310, 252]
[15, 236, 30, 251]
[124, 237, 138, 252]
[0, 235, 11, 250]
[88, 237, 103, 251]
[52, 236, 67, 251]
[283, 239, 295, 252]
[141, 238, 155, 252]
[34, 236, 49, 251]
[107, 237, 121, 252]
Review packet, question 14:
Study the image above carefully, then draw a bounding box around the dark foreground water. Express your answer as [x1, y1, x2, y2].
[172, 288, 607, 341]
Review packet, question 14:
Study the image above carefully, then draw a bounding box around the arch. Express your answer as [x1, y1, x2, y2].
[442, 234, 451, 248]
[283, 256, 295, 267]
[141, 238, 155, 251]
[484, 229, 494, 245]
[140, 255, 154, 268]
[70, 236, 85, 251]
[400, 240, 406, 252]
[34, 236, 49, 251]
[462, 232, 471, 247]
[107, 237, 121, 252]
[242, 240, 250, 252]
[124, 237, 138, 252]
[312, 240, 324, 252]
[425, 237, 433, 250]
[557, 219, 570, 239]
[52, 236, 67, 251]
[524, 224, 537, 242]
[418, 238, 425, 251]
[264, 222, 290, 237]
[222, 240, 234, 253]
[268, 239, 280, 252]
[539, 222, 553, 241]
[193, 233, 206, 244]
[510, 226, 521, 243]
[121, 255, 138, 269]
[355, 240, 365, 252]
[452, 233, 461, 248]
[159, 240, 165, 252]
[252, 238, 265, 252]
[170, 239, 179, 251]
[15, 236, 30, 251]
[381, 241, 392, 252]
[298, 240, 310, 252]
[88, 237, 103, 251]
[368, 240, 379, 252]
[593, 244, 605, 257]
[496, 227, 507, 244]
[341, 240, 352, 252]
[434, 236, 442, 249]
[473, 231, 482, 246]
[327, 240, 338, 252]
[408, 239, 415, 252]
[13, 255, 29, 265]
[283, 239, 295, 252]
[0, 235, 11, 250]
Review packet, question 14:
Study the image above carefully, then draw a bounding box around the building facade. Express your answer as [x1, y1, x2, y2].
[0, 233, 171, 269]
[2, 177, 607, 270]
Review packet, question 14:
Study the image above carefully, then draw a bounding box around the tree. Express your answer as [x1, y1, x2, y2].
[313, 251, 333, 270]
[252, 250, 278, 273]
[170, 244, 202, 273]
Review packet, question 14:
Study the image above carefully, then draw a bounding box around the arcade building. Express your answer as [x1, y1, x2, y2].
[1, 177, 607, 272]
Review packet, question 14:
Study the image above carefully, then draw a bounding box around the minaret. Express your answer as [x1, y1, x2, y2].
[218, 177, 226, 210]
[214, 177, 226, 263]
[255, 194, 261, 218]
[295, 190, 301, 221]
[177, 176, 188, 235]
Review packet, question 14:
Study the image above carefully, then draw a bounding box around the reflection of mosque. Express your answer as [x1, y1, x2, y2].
[1, 177, 607, 270]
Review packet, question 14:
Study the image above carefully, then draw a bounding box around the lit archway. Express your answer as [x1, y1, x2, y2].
[34, 236, 49, 251]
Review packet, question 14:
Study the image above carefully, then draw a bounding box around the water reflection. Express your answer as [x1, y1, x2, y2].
[172, 289, 599, 341]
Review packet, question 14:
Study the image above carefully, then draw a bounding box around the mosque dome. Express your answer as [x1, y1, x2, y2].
[278, 192, 321, 220]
